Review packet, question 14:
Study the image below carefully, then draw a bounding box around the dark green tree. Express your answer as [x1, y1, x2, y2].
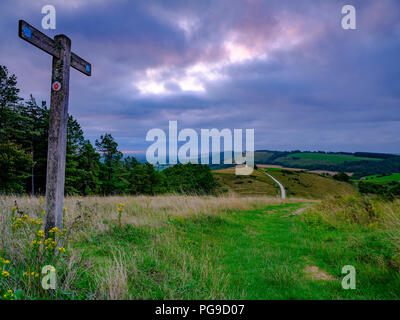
[76, 140, 102, 195]
[95, 133, 126, 194]
[0, 142, 32, 193]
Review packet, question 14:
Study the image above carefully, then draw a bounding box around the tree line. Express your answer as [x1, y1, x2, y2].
[0, 65, 216, 195]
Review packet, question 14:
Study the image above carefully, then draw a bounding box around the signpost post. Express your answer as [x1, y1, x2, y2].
[18, 20, 91, 236]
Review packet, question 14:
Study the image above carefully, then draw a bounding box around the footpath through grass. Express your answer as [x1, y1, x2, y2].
[75, 202, 400, 299]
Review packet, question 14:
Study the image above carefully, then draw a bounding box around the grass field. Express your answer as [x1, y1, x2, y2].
[213, 168, 277, 196]
[213, 167, 356, 199]
[1, 195, 399, 300]
[274, 153, 382, 167]
[262, 168, 357, 199]
[362, 174, 400, 184]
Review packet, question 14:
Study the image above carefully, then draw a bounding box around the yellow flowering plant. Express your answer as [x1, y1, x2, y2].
[0, 206, 70, 300]
[117, 203, 125, 227]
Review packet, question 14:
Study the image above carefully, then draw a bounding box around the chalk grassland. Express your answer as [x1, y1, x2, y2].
[362, 174, 400, 184]
[213, 168, 277, 196]
[213, 167, 357, 199]
[263, 168, 357, 199]
[254, 151, 381, 167]
[1, 195, 400, 300]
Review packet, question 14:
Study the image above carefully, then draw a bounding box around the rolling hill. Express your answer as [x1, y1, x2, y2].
[262, 168, 356, 199]
[213, 167, 277, 196]
[213, 167, 357, 199]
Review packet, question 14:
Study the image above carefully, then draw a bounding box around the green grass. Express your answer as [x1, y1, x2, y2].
[362, 174, 400, 184]
[280, 153, 382, 165]
[213, 167, 357, 199]
[2, 195, 399, 300]
[74, 202, 400, 299]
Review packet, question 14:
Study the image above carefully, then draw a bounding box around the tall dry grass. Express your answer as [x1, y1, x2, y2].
[304, 196, 400, 270]
[1, 194, 304, 242]
[1, 194, 303, 299]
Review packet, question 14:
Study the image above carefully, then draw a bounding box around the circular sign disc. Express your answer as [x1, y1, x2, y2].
[52, 81, 61, 91]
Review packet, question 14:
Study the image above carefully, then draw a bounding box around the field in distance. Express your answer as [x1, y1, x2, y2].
[361, 173, 400, 184]
[255, 151, 382, 166]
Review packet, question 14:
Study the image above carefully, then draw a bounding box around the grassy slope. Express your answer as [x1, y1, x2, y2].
[213, 167, 357, 199]
[263, 168, 356, 199]
[75, 202, 400, 299]
[213, 167, 277, 196]
[362, 174, 400, 184]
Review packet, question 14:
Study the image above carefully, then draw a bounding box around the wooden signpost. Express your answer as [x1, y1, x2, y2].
[18, 20, 91, 236]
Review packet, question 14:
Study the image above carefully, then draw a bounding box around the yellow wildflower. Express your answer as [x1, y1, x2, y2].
[58, 247, 66, 253]
[30, 240, 42, 247]
[49, 227, 60, 233]
[2, 271, 10, 277]
[37, 230, 45, 238]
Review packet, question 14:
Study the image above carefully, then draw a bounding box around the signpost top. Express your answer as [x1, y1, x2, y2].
[18, 20, 91, 76]
[18, 19, 92, 236]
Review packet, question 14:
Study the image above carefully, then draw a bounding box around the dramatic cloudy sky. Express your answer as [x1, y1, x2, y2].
[1, 0, 399, 155]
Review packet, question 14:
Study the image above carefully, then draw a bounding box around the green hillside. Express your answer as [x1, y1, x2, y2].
[213, 167, 276, 196]
[263, 168, 356, 199]
[362, 173, 400, 184]
[272, 153, 382, 169]
[287, 152, 381, 164]
[213, 167, 357, 199]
